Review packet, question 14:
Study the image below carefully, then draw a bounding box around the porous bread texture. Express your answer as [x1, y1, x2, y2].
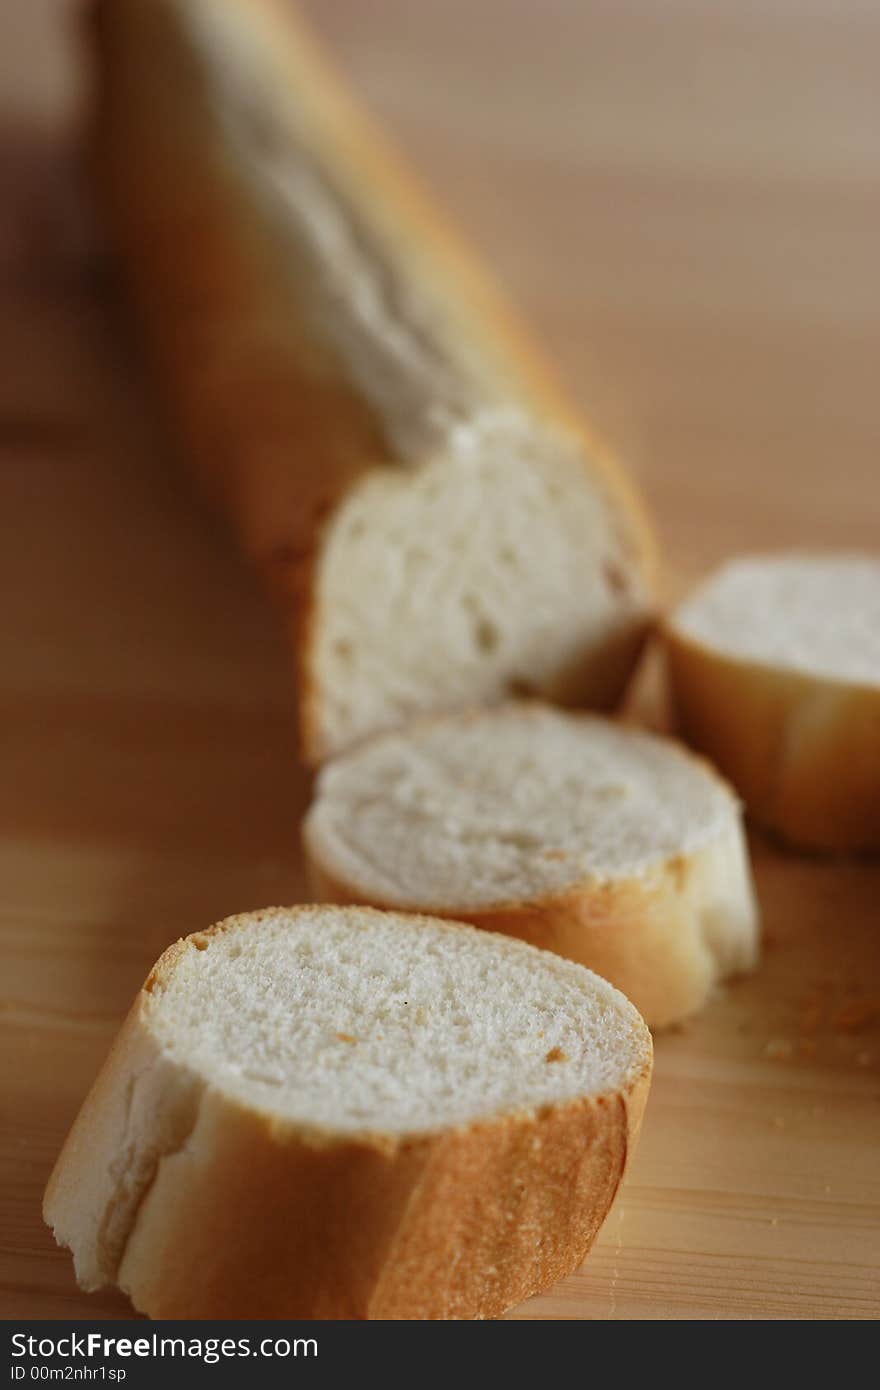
[666, 553, 880, 851]
[91, 0, 655, 763]
[313, 417, 649, 751]
[306, 703, 741, 901]
[147, 908, 647, 1130]
[44, 906, 652, 1320]
[304, 705, 760, 1026]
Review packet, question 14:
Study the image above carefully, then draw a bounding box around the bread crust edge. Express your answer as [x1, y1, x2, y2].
[664, 621, 880, 852]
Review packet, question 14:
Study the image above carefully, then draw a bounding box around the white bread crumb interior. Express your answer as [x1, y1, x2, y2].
[305, 704, 742, 908]
[149, 907, 648, 1134]
[673, 553, 880, 686]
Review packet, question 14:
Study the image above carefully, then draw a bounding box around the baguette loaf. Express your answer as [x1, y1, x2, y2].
[43, 905, 652, 1320]
[304, 704, 760, 1027]
[665, 553, 880, 851]
[90, 0, 655, 763]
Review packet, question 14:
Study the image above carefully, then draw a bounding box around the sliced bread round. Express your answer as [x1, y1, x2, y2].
[43, 905, 652, 1320]
[665, 553, 880, 850]
[303, 705, 760, 1027]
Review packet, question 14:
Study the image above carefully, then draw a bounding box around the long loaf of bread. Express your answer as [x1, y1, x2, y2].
[90, 0, 656, 762]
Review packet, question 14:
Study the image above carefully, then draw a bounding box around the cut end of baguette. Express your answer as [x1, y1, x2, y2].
[309, 414, 651, 758]
[91, 0, 655, 767]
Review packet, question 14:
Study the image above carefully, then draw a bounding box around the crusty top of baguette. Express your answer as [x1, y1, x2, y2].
[671, 553, 880, 687]
[92, 0, 654, 562]
[304, 703, 741, 909]
[139, 906, 650, 1136]
[166, 0, 535, 462]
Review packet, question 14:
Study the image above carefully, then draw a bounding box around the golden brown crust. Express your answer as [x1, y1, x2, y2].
[89, 0, 656, 764]
[664, 622, 880, 852]
[121, 1072, 650, 1319]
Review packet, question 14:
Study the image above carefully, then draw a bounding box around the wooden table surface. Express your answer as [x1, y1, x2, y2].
[2, 0, 879, 1321]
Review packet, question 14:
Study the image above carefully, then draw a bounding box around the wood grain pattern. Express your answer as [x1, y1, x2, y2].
[2, 0, 878, 1321]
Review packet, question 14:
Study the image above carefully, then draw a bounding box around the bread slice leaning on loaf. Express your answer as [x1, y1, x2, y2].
[89, 0, 655, 763]
[304, 704, 760, 1027]
[665, 553, 880, 851]
[43, 905, 652, 1320]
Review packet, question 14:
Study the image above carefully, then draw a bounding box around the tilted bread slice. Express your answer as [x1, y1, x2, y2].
[665, 553, 880, 851]
[44, 905, 652, 1320]
[90, 0, 655, 763]
[304, 705, 760, 1027]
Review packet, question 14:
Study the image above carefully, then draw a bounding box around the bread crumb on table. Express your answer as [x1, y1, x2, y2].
[764, 1038, 793, 1061]
[833, 1000, 880, 1034]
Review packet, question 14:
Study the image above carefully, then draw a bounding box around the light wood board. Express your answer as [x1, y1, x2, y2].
[2, 0, 878, 1321]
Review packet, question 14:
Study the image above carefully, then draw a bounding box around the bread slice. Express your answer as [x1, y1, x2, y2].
[303, 705, 760, 1027]
[43, 905, 652, 1320]
[89, 0, 656, 763]
[665, 553, 880, 851]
